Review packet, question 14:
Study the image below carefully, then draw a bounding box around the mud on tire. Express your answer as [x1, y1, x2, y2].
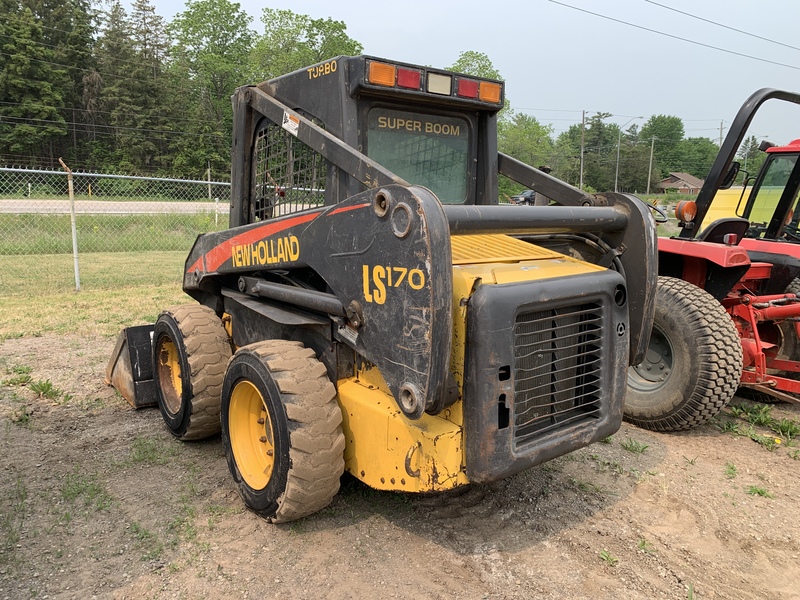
[625, 276, 743, 431]
[153, 304, 232, 440]
[221, 340, 345, 523]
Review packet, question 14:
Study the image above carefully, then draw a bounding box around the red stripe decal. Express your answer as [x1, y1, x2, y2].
[329, 203, 369, 216]
[193, 211, 321, 274]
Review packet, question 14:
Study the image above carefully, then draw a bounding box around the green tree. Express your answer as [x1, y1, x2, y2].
[640, 115, 685, 177]
[449, 50, 502, 80]
[23, 0, 97, 163]
[250, 9, 362, 80]
[0, 3, 67, 161]
[677, 136, 720, 179]
[168, 0, 255, 177]
[737, 135, 769, 179]
[498, 111, 554, 198]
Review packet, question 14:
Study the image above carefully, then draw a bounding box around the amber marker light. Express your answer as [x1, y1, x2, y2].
[675, 200, 697, 223]
[479, 81, 502, 104]
[368, 61, 396, 87]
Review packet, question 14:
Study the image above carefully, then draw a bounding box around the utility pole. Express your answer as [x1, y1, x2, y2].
[579, 110, 585, 190]
[720, 121, 724, 146]
[646, 136, 656, 195]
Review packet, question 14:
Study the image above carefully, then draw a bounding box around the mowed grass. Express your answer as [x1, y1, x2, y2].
[0, 213, 227, 254]
[0, 251, 189, 338]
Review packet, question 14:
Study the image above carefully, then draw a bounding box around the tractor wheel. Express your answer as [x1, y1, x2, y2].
[625, 276, 743, 431]
[153, 305, 232, 440]
[221, 340, 345, 523]
[779, 277, 800, 363]
[735, 387, 782, 404]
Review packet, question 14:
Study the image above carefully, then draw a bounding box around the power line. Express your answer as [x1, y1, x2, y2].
[548, 1, 800, 71]
[644, 0, 800, 53]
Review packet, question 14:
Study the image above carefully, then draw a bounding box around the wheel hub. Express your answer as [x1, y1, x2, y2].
[229, 380, 275, 490]
[628, 326, 673, 391]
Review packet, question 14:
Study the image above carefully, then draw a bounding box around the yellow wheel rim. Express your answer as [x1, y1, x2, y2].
[229, 380, 275, 490]
[156, 337, 182, 415]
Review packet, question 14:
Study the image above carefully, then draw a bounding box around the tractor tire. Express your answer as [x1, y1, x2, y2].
[221, 340, 345, 523]
[153, 305, 232, 440]
[625, 276, 743, 431]
[735, 387, 782, 404]
[779, 277, 800, 363]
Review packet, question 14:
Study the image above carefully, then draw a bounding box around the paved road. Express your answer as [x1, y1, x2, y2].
[0, 199, 231, 215]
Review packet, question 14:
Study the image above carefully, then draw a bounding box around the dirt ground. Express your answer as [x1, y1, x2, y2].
[1, 334, 798, 600]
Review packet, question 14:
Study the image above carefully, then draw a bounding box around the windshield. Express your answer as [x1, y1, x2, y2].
[748, 154, 799, 225]
[366, 108, 470, 204]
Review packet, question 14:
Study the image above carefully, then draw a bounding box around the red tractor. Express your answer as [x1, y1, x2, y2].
[625, 89, 800, 431]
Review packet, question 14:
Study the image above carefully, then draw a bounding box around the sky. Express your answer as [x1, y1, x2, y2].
[149, 0, 800, 148]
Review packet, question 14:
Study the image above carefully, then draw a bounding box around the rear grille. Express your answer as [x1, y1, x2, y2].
[513, 302, 604, 448]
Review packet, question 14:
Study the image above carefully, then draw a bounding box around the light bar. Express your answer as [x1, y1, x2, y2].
[368, 61, 396, 87]
[457, 78, 479, 99]
[397, 67, 421, 90]
[427, 72, 452, 95]
[479, 81, 502, 104]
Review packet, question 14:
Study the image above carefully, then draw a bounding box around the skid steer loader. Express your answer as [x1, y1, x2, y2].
[107, 55, 657, 522]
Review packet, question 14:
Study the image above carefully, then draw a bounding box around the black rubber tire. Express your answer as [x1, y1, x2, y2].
[153, 305, 232, 440]
[625, 276, 743, 431]
[735, 387, 782, 404]
[220, 340, 345, 523]
[779, 277, 800, 363]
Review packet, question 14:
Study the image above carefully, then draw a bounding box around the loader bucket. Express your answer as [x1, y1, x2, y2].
[105, 324, 157, 409]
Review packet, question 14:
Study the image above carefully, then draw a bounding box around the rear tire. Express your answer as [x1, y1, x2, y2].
[153, 305, 232, 440]
[221, 340, 345, 523]
[625, 277, 743, 431]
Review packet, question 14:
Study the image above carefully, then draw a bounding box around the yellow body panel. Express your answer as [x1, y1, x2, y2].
[341, 233, 609, 492]
[705, 187, 746, 225]
[338, 376, 468, 492]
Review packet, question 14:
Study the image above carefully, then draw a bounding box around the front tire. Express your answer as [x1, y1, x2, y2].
[153, 305, 232, 440]
[221, 340, 345, 523]
[625, 277, 743, 431]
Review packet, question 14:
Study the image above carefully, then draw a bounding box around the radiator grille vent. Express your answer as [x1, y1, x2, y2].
[513, 302, 604, 448]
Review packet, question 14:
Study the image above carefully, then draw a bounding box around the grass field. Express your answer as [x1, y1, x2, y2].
[0, 252, 189, 339]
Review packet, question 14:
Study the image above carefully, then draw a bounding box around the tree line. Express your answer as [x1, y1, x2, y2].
[0, 0, 752, 191]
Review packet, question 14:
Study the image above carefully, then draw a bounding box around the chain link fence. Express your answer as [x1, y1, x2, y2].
[0, 166, 231, 296]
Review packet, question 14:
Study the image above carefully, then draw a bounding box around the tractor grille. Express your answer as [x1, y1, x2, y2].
[513, 302, 604, 448]
[252, 122, 328, 221]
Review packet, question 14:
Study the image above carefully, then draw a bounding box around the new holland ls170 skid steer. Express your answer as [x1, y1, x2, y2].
[107, 55, 658, 522]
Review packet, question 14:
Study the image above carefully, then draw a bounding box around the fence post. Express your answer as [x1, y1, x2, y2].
[58, 158, 81, 291]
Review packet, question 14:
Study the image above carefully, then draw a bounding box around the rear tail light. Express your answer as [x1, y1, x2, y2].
[368, 61, 396, 87]
[457, 78, 479, 99]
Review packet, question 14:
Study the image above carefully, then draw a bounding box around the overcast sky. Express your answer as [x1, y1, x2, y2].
[151, 0, 800, 147]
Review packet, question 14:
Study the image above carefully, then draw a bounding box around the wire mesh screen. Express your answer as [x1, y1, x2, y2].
[0, 167, 231, 296]
[252, 123, 327, 221]
[366, 108, 469, 204]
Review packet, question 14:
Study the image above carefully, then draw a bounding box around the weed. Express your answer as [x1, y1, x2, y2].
[130, 521, 152, 541]
[61, 470, 113, 511]
[724, 463, 737, 479]
[718, 420, 743, 435]
[771, 418, 800, 441]
[29, 379, 63, 401]
[599, 549, 618, 566]
[2, 365, 32, 386]
[683, 456, 697, 465]
[749, 432, 781, 452]
[0, 477, 27, 554]
[790, 449, 800, 461]
[637, 538, 656, 554]
[620, 438, 649, 454]
[599, 435, 614, 444]
[126, 436, 178, 466]
[746, 485, 774, 498]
